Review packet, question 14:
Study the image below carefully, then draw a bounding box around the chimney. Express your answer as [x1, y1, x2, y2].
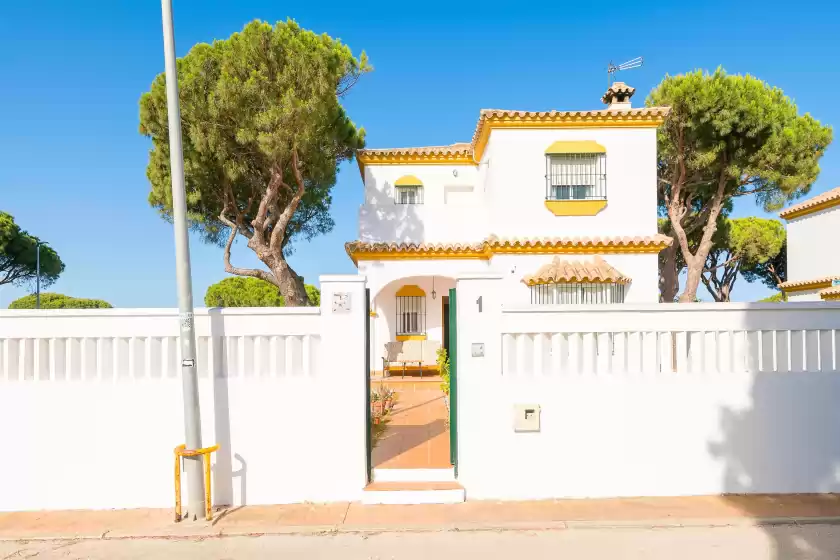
[601, 81, 635, 111]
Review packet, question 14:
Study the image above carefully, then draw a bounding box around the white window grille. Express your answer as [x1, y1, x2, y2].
[546, 153, 607, 201]
[395, 185, 423, 204]
[530, 282, 625, 305]
[396, 295, 425, 335]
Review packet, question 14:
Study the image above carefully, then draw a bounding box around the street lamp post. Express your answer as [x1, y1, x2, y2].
[35, 240, 47, 309]
[160, 0, 205, 521]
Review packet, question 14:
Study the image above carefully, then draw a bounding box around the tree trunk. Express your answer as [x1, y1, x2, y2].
[268, 257, 308, 306]
[680, 258, 704, 302]
[659, 242, 679, 303]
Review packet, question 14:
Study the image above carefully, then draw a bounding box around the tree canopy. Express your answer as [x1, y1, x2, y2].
[204, 276, 320, 307]
[649, 69, 832, 302]
[9, 293, 111, 309]
[0, 212, 64, 288]
[701, 217, 785, 302]
[139, 19, 369, 306]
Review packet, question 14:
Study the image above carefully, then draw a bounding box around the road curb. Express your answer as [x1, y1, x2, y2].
[3, 515, 840, 542]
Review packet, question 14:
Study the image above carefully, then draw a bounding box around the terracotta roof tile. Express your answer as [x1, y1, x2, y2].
[357, 143, 472, 158]
[345, 235, 672, 264]
[778, 275, 840, 290]
[601, 81, 636, 104]
[488, 234, 673, 250]
[820, 286, 840, 300]
[779, 186, 840, 219]
[522, 256, 630, 286]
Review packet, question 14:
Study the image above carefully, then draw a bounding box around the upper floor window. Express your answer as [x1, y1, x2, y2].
[544, 141, 607, 202]
[394, 175, 424, 205]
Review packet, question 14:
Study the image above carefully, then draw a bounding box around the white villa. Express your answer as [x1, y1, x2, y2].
[346, 83, 673, 370]
[779, 186, 840, 301]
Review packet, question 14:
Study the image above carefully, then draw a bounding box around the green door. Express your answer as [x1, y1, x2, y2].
[448, 288, 458, 475]
[364, 287, 372, 483]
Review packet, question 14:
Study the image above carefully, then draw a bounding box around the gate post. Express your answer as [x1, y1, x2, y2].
[454, 274, 504, 487]
[319, 275, 368, 493]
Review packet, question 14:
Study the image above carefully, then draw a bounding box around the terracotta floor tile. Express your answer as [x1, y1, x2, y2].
[372, 388, 451, 469]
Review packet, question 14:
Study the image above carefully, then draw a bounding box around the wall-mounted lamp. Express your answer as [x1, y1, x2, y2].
[431, 276, 437, 299]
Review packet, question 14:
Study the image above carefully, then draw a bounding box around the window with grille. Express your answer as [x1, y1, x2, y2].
[395, 185, 423, 204]
[546, 153, 607, 201]
[530, 282, 625, 305]
[396, 295, 426, 335]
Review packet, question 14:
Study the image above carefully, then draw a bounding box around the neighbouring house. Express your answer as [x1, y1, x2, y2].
[346, 82, 672, 371]
[778, 186, 840, 302]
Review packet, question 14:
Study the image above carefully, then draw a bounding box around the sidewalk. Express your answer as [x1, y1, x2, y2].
[2, 495, 840, 541]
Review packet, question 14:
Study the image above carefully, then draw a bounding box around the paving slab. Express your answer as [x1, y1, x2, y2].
[2, 494, 840, 541]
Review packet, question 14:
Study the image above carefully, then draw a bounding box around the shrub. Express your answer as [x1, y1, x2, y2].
[9, 293, 112, 309]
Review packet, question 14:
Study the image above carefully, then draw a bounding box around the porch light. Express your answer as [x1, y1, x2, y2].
[431, 277, 437, 300]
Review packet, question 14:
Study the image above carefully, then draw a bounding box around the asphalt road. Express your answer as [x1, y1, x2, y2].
[2, 524, 839, 559]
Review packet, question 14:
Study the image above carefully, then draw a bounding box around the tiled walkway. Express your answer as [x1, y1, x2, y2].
[4, 495, 840, 540]
[372, 377, 451, 469]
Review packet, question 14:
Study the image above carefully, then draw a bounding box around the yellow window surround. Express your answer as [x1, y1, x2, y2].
[544, 200, 608, 216]
[545, 140, 606, 154]
[396, 334, 427, 341]
[396, 284, 426, 297]
[394, 175, 423, 186]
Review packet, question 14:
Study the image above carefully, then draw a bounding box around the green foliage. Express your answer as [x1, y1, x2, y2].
[305, 284, 320, 307]
[742, 239, 786, 290]
[701, 217, 785, 302]
[0, 212, 64, 288]
[436, 347, 450, 396]
[9, 293, 112, 309]
[204, 276, 320, 307]
[139, 19, 369, 306]
[758, 292, 787, 303]
[649, 69, 832, 302]
[205, 277, 284, 307]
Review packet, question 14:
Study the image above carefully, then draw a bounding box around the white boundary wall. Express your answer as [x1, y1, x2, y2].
[0, 276, 367, 512]
[456, 275, 840, 500]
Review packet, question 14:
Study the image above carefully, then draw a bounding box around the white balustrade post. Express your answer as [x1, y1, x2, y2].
[454, 274, 504, 487]
[318, 274, 368, 493]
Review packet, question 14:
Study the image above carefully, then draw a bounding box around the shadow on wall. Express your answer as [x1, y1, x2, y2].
[209, 309, 248, 507]
[711, 311, 840, 559]
[359, 176, 425, 244]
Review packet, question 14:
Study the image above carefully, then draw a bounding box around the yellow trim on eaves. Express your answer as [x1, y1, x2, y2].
[473, 112, 666, 162]
[544, 200, 607, 216]
[782, 279, 834, 293]
[347, 240, 670, 265]
[780, 197, 840, 221]
[545, 140, 606, 154]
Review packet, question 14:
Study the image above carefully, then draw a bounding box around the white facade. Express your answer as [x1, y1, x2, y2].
[779, 187, 840, 302]
[352, 86, 670, 369]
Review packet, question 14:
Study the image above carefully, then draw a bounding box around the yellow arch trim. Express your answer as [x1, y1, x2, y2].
[545, 140, 606, 154]
[395, 175, 423, 187]
[396, 284, 426, 297]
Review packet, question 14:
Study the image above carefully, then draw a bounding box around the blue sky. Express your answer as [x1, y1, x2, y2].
[0, 0, 837, 307]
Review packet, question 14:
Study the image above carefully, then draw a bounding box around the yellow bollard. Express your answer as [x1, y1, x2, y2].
[174, 443, 220, 522]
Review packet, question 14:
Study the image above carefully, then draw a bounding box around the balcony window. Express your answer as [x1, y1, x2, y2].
[546, 153, 607, 201]
[529, 282, 626, 304]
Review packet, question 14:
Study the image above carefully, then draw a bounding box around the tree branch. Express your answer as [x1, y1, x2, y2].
[269, 148, 306, 252]
[220, 213, 280, 288]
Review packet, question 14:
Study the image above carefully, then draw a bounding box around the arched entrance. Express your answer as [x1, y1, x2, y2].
[367, 275, 455, 478]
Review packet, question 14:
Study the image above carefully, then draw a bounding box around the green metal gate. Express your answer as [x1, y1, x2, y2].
[448, 288, 458, 475]
[364, 287, 372, 483]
